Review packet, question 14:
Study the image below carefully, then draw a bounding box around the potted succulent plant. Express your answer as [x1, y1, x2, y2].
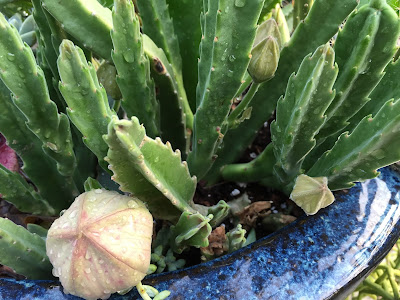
[0, 0, 400, 299]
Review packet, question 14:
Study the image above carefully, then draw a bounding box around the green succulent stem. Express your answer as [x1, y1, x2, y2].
[188, 0, 265, 179]
[221, 143, 275, 183]
[205, 0, 358, 184]
[293, 0, 314, 30]
[0, 13, 77, 177]
[111, 0, 160, 138]
[104, 116, 196, 222]
[308, 99, 400, 190]
[316, 0, 400, 142]
[0, 80, 78, 213]
[227, 82, 260, 128]
[135, 0, 183, 85]
[58, 40, 116, 171]
[0, 217, 52, 279]
[363, 279, 395, 300]
[166, 0, 202, 111]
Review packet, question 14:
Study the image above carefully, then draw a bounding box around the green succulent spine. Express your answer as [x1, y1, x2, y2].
[0, 13, 76, 177]
[0, 217, 52, 279]
[188, 0, 265, 179]
[58, 39, 115, 170]
[111, 0, 159, 138]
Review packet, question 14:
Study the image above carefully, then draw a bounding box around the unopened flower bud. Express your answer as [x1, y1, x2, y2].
[254, 19, 282, 50]
[248, 36, 280, 83]
[46, 189, 153, 300]
[290, 175, 335, 215]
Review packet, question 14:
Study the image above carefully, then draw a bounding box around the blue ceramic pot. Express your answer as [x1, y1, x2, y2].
[1, 167, 400, 300]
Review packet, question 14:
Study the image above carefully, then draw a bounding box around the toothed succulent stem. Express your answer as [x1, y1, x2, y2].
[104, 115, 197, 221]
[205, 0, 358, 183]
[293, 0, 314, 30]
[0, 80, 78, 213]
[0, 13, 77, 177]
[316, 0, 400, 141]
[0, 217, 52, 279]
[111, 0, 160, 138]
[57, 39, 116, 171]
[188, 0, 265, 179]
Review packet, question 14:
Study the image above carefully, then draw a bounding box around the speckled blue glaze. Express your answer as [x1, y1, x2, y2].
[1, 167, 400, 300]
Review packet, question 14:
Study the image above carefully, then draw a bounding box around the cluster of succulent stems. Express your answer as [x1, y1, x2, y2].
[0, 0, 399, 299]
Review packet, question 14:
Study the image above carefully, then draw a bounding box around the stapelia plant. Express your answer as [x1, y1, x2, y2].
[0, 0, 399, 299]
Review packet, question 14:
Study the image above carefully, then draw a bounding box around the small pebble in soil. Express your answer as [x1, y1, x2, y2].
[249, 152, 257, 159]
[230, 189, 241, 197]
[280, 203, 287, 209]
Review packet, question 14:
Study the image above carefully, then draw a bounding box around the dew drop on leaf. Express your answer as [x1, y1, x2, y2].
[6, 53, 15, 61]
[234, 0, 246, 7]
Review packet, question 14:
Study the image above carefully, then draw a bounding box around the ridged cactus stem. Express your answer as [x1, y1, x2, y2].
[0, 163, 56, 215]
[41, 0, 194, 132]
[0, 13, 77, 177]
[271, 44, 338, 187]
[32, 0, 66, 112]
[143, 35, 190, 153]
[41, 0, 113, 60]
[293, 0, 314, 30]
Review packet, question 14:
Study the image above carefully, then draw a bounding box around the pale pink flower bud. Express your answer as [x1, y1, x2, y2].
[46, 189, 153, 300]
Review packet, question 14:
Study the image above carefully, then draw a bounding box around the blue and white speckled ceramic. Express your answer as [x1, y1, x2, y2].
[1, 167, 400, 300]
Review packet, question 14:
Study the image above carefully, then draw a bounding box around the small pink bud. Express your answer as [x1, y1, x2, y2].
[46, 189, 153, 300]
